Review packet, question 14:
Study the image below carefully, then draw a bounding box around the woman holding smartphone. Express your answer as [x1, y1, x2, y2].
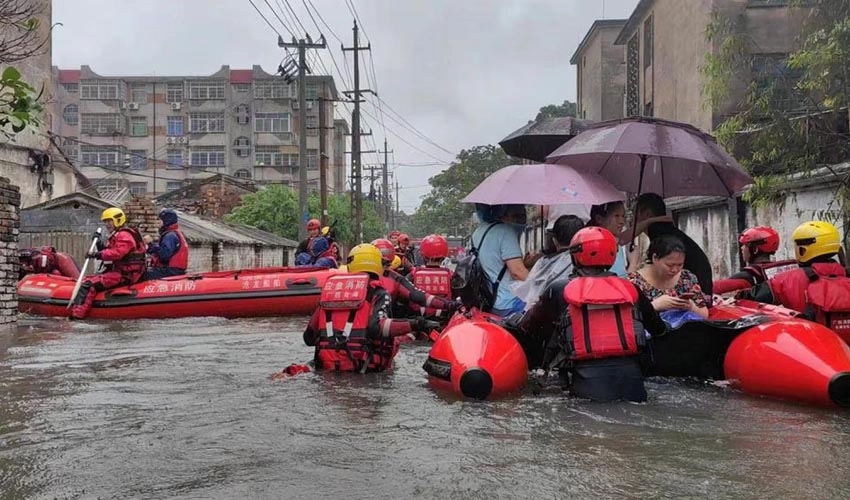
[629, 234, 709, 320]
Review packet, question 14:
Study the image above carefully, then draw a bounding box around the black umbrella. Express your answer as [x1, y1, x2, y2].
[499, 116, 593, 163]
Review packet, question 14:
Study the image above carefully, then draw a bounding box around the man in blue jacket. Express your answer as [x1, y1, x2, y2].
[143, 208, 189, 280]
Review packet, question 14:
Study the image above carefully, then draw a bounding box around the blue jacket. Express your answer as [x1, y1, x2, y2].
[147, 226, 180, 264]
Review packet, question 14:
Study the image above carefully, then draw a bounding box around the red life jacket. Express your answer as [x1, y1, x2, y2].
[315, 274, 396, 372]
[562, 276, 643, 361]
[106, 227, 148, 282]
[771, 262, 850, 343]
[150, 225, 189, 270]
[31, 246, 56, 274]
[408, 266, 453, 317]
[744, 259, 798, 283]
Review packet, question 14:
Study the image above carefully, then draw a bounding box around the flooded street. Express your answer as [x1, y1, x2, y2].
[2, 316, 850, 500]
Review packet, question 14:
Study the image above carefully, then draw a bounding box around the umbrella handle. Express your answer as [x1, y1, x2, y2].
[629, 155, 648, 252]
[67, 228, 102, 309]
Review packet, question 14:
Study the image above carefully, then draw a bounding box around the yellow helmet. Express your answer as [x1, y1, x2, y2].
[390, 255, 402, 271]
[346, 244, 383, 276]
[101, 207, 126, 228]
[791, 221, 841, 263]
[321, 226, 331, 236]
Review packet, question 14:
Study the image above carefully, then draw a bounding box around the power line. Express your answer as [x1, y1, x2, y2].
[371, 94, 455, 156]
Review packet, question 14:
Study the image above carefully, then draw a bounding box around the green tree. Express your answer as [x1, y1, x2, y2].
[0, 1, 47, 139]
[225, 185, 384, 247]
[405, 145, 512, 236]
[535, 100, 577, 121]
[702, 0, 850, 215]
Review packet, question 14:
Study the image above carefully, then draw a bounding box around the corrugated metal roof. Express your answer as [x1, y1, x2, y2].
[174, 210, 298, 247]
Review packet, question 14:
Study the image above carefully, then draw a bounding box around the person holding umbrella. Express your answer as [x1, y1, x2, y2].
[472, 203, 530, 316]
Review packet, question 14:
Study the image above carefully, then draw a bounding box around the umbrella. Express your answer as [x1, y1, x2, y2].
[499, 116, 593, 163]
[545, 116, 753, 197]
[462, 163, 625, 206]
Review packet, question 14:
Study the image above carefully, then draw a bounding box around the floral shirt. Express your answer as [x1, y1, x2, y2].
[628, 269, 707, 309]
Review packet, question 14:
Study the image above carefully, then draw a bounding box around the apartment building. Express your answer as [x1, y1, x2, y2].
[52, 65, 347, 197]
[574, 0, 809, 132]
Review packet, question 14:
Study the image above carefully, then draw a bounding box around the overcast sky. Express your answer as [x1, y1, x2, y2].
[53, 0, 640, 213]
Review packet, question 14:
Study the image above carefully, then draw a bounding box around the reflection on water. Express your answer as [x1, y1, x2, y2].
[1, 316, 850, 499]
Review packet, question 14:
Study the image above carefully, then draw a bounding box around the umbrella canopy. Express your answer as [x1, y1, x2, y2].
[462, 163, 625, 206]
[545, 116, 753, 197]
[499, 116, 593, 163]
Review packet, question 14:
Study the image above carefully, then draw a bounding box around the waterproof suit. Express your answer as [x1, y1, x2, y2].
[70, 227, 147, 319]
[520, 274, 666, 402]
[19, 246, 80, 280]
[302, 273, 433, 372]
[144, 214, 189, 281]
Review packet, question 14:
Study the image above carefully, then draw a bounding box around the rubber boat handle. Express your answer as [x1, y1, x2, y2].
[286, 278, 316, 286]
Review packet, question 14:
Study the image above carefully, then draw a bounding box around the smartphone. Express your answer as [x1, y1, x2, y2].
[679, 293, 695, 300]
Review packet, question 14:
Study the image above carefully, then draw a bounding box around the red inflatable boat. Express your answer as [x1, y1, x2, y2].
[426, 302, 850, 408]
[18, 266, 343, 319]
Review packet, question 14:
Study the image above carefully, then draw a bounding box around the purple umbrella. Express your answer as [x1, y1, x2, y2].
[462, 163, 624, 206]
[545, 116, 753, 197]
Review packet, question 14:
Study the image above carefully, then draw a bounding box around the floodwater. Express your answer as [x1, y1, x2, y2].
[2, 317, 850, 500]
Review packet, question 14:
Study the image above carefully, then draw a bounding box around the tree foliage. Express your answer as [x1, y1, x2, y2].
[535, 100, 577, 121]
[403, 145, 512, 236]
[225, 185, 385, 246]
[702, 0, 850, 213]
[0, 0, 48, 139]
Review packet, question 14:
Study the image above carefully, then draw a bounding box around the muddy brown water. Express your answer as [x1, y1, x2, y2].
[2, 316, 850, 500]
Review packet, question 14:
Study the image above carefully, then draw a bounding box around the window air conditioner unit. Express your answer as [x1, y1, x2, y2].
[128, 102, 140, 111]
[171, 102, 181, 111]
[292, 101, 299, 110]
[97, 127, 108, 134]
[179, 137, 188, 144]
[167, 137, 176, 145]
[306, 101, 313, 109]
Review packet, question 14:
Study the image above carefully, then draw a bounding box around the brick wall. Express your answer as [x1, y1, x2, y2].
[123, 197, 159, 237]
[200, 183, 249, 219]
[0, 178, 21, 325]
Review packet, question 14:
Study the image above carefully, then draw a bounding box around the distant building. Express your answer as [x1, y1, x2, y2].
[333, 119, 350, 194]
[51, 65, 347, 198]
[0, 0, 84, 207]
[576, 0, 810, 132]
[571, 19, 628, 122]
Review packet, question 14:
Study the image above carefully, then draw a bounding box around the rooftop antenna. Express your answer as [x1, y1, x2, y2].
[602, 0, 606, 19]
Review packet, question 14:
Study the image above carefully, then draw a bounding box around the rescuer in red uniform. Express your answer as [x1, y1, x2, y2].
[407, 234, 455, 321]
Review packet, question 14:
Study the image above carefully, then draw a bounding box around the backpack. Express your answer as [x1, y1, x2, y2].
[803, 267, 850, 344]
[451, 223, 507, 312]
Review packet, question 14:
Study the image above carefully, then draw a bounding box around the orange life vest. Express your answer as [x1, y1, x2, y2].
[562, 276, 643, 361]
[315, 274, 396, 372]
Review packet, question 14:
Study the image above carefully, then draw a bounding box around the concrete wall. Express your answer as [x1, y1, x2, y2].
[577, 31, 602, 121]
[599, 28, 626, 121]
[0, 178, 21, 325]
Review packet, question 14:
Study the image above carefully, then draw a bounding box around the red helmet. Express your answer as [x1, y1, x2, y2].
[420, 234, 448, 260]
[371, 238, 396, 263]
[398, 233, 411, 245]
[568, 227, 618, 268]
[739, 226, 779, 255]
[307, 219, 320, 231]
[388, 230, 401, 239]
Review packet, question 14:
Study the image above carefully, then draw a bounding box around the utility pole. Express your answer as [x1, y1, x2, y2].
[378, 139, 393, 228]
[394, 178, 399, 230]
[318, 94, 328, 226]
[279, 34, 327, 241]
[342, 21, 373, 244]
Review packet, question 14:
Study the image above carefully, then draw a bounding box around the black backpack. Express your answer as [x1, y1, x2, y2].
[451, 223, 508, 312]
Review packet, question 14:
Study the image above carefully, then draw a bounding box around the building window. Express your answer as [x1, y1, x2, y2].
[235, 168, 252, 179]
[306, 84, 318, 100]
[253, 80, 291, 99]
[643, 16, 653, 69]
[307, 149, 318, 170]
[62, 82, 79, 93]
[63, 104, 79, 125]
[234, 136, 251, 157]
[255, 146, 296, 166]
[130, 116, 148, 136]
[80, 113, 124, 135]
[131, 84, 147, 104]
[166, 149, 184, 169]
[96, 179, 123, 194]
[233, 83, 251, 93]
[189, 112, 225, 133]
[129, 182, 147, 195]
[166, 82, 184, 103]
[190, 146, 226, 167]
[166, 181, 184, 192]
[255, 112, 290, 133]
[129, 150, 147, 170]
[80, 80, 122, 100]
[235, 104, 250, 125]
[188, 80, 225, 100]
[80, 146, 120, 166]
[167, 116, 184, 136]
[626, 34, 640, 116]
[752, 53, 806, 111]
[306, 115, 318, 136]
